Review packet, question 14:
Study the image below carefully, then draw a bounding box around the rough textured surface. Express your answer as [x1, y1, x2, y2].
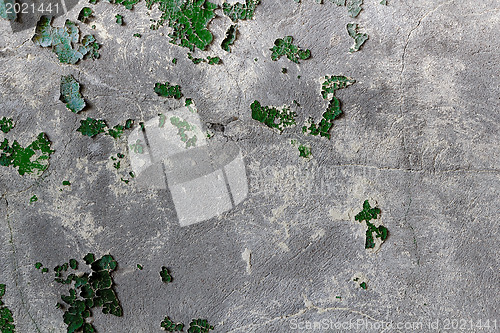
[0, 0, 499, 332]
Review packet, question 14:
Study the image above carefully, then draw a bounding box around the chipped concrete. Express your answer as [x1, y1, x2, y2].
[0, 0, 499, 332]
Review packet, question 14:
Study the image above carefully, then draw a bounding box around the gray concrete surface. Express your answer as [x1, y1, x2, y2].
[1, 0, 499, 332]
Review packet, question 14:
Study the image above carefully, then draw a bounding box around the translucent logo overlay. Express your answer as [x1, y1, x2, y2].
[128, 104, 248, 227]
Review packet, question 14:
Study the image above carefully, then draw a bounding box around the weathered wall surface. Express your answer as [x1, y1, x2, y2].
[0, 0, 499, 332]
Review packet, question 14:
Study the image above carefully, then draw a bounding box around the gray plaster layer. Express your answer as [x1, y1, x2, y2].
[0, 0, 499, 332]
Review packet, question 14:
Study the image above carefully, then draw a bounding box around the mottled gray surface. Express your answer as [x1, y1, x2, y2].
[0, 0, 499, 332]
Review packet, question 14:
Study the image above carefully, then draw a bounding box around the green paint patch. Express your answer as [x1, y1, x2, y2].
[187, 53, 221, 65]
[170, 116, 198, 148]
[39, 254, 123, 333]
[137, 264, 143, 270]
[160, 266, 172, 283]
[207, 56, 221, 65]
[282, 68, 287, 74]
[32, 16, 100, 64]
[146, 0, 218, 52]
[355, 200, 388, 249]
[77, 117, 107, 137]
[63, 180, 71, 186]
[161, 316, 184, 332]
[155, 82, 183, 99]
[380, 0, 387, 4]
[270, 36, 311, 64]
[0, 132, 55, 176]
[133, 33, 142, 38]
[78, 7, 93, 23]
[115, 14, 124, 25]
[0, 117, 14, 133]
[331, 0, 363, 18]
[303, 76, 355, 139]
[222, 0, 260, 22]
[347, 23, 368, 53]
[0, 284, 16, 333]
[108, 0, 139, 9]
[60, 75, 86, 113]
[129, 139, 144, 154]
[291, 140, 312, 158]
[188, 319, 214, 333]
[251, 100, 296, 133]
[221, 24, 237, 52]
[172, 58, 178, 64]
[35, 262, 43, 269]
[359, 281, 367, 289]
[30, 194, 38, 203]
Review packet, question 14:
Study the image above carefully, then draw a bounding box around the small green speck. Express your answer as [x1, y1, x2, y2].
[41, 267, 49, 273]
[172, 58, 178, 64]
[160, 266, 172, 283]
[78, 7, 93, 23]
[133, 33, 142, 38]
[282, 68, 287, 74]
[115, 14, 124, 25]
[30, 195, 38, 203]
[62, 181, 71, 186]
[360, 282, 367, 289]
[137, 264, 143, 270]
[35, 262, 43, 269]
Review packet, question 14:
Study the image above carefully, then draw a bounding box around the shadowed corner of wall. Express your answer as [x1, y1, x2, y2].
[128, 104, 249, 227]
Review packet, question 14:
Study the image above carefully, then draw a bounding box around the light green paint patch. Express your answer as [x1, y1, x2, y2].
[32, 16, 100, 64]
[251, 100, 296, 133]
[380, 0, 387, 4]
[146, 0, 218, 51]
[270, 36, 311, 64]
[222, 0, 260, 22]
[129, 139, 144, 154]
[170, 116, 198, 148]
[60, 75, 86, 113]
[0, 0, 16, 21]
[0, 117, 14, 133]
[0, 132, 55, 176]
[347, 23, 368, 53]
[78, 7, 93, 23]
[115, 14, 124, 25]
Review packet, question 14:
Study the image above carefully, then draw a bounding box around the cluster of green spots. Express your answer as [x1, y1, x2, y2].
[133, 33, 142, 38]
[115, 14, 124, 25]
[291, 140, 312, 158]
[353, 277, 367, 289]
[347, 23, 368, 52]
[303, 76, 355, 139]
[111, 152, 125, 169]
[251, 101, 296, 133]
[270, 36, 311, 64]
[129, 139, 144, 154]
[0, 132, 54, 176]
[170, 116, 198, 148]
[38, 254, 123, 333]
[160, 266, 172, 283]
[107, 119, 134, 139]
[0, 117, 14, 134]
[155, 82, 183, 99]
[161, 316, 184, 331]
[60, 75, 86, 113]
[145, 0, 218, 51]
[29, 194, 38, 203]
[35, 262, 49, 273]
[78, 7, 93, 23]
[77, 117, 107, 137]
[187, 53, 221, 65]
[0, 284, 16, 333]
[355, 200, 388, 249]
[221, 24, 237, 52]
[222, 0, 260, 22]
[188, 319, 214, 333]
[331, 0, 363, 18]
[108, 0, 139, 9]
[32, 16, 100, 64]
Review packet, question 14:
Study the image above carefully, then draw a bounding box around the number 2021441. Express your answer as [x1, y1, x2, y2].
[5, 2, 60, 14]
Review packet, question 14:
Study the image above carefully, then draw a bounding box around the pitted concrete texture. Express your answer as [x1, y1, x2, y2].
[0, 0, 499, 332]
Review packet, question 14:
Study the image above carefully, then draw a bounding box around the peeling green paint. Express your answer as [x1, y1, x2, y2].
[161, 316, 184, 331]
[221, 24, 237, 52]
[0, 117, 14, 133]
[160, 266, 172, 283]
[355, 200, 388, 249]
[170, 116, 198, 148]
[188, 319, 214, 333]
[146, 0, 218, 51]
[78, 7, 93, 23]
[115, 14, 124, 25]
[291, 140, 312, 158]
[29, 194, 38, 203]
[108, 0, 139, 9]
[270, 36, 311, 64]
[0, 284, 16, 333]
[347, 23, 368, 53]
[129, 139, 144, 154]
[330, 0, 363, 17]
[32, 16, 100, 64]
[77, 118, 107, 137]
[251, 100, 296, 132]
[155, 82, 183, 99]
[63, 180, 71, 186]
[60, 75, 86, 113]
[222, 0, 260, 22]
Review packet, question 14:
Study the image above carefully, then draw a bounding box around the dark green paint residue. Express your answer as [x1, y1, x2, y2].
[32, 16, 100, 64]
[221, 24, 237, 52]
[347, 23, 368, 53]
[188, 319, 214, 333]
[0, 132, 54, 176]
[0, 284, 16, 333]
[155, 82, 183, 99]
[63, 180, 71, 186]
[291, 139, 312, 158]
[303, 76, 355, 139]
[270, 36, 311, 64]
[60, 75, 86, 113]
[78, 7, 93, 23]
[222, 0, 260, 22]
[0, 117, 14, 133]
[42, 254, 123, 333]
[35, 262, 43, 269]
[170, 116, 198, 148]
[187, 53, 221, 65]
[137, 264, 143, 270]
[207, 56, 221, 65]
[172, 58, 178, 64]
[29, 195, 38, 203]
[331, 0, 363, 18]
[89, 0, 98, 3]
[133, 33, 142, 38]
[359, 281, 367, 289]
[115, 14, 124, 25]
[355, 200, 388, 249]
[160, 266, 172, 283]
[282, 68, 287, 74]
[161, 316, 184, 332]
[107, 125, 124, 139]
[77, 118, 107, 137]
[251, 100, 296, 133]
[185, 98, 193, 106]
[146, 0, 218, 52]
[108, 0, 139, 9]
